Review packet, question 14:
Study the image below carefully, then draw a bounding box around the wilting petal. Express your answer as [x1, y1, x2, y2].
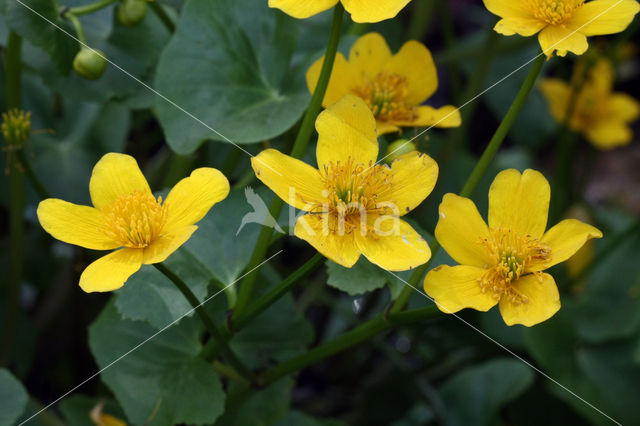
[90, 153, 151, 210]
[163, 168, 229, 233]
[383, 40, 438, 105]
[294, 214, 360, 267]
[567, 0, 640, 36]
[37, 199, 119, 250]
[79, 248, 143, 293]
[488, 169, 550, 239]
[268, 0, 337, 19]
[306, 53, 358, 107]
[423, 265, 498, 313]
[499, 273, 560, 326]
[143, 225, 198, 265]
[342, 0, 411, 23]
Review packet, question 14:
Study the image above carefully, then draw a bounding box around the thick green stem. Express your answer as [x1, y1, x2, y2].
[257, 306, 440, 386]
[154, 263, 255, 384]
[65, 12, 87, 44]
[67, 0, 117, 16]
[391, 53, 546, 312]
[17, 151, 50, 199]
[149, 1, 176, 33]
[233, 4, 344, 315]
[1, 31, 24, 367]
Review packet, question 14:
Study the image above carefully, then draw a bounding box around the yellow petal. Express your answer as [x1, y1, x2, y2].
[142, 225, 198, 265]
[482, 0, 533, 19]
[494, 17, 546, 36]
[251, 149, 326, 211]
[567, 0, 640, 36]
[399, 105, 462, 128]
[488, 169, 550, 239]
[315, 95, 378, 167]
[378, 151, 438, 216]
[37, 199, 119, 250]
[423, 265, 498, 313]
[348, 32, 392, 80]
[383, 40, 438, 105]
[354, 218, 431, 271]
[163, 168, 229, 233]
[584, 120, 633, 149]
[306, 53, 357, 107]
[79, 248, 143, 293]
[90, 153, 151, 210]
[376, 121, 401, 135]
[267, 0, 337, 19]
[498, 273, 560, 326]
[608, 93, 640, 122]
[342, 0, 411, 23]
[294, 214, 360, 267]
[435, 193, 493, 268]
[538, 24, 588, 57]
[538, 78, 571, 123]
[537, 219, 602, 269]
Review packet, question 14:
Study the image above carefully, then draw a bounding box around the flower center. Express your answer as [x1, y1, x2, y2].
[529, 0, 585, 25]
[102, 190, 168, 248]
[352, 72, 418, 122]
[317, 157, 393, 234]
[477, 228, 551, 304]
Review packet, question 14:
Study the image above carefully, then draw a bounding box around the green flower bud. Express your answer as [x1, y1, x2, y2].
[117, 0, 148, 27]
[385, 139, 416, 163]
[73, 48, 107, 80]
[1, 109, 31, 147]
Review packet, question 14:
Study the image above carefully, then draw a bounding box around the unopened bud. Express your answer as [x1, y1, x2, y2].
[1, 109, 31, 147]
[385, 139, 416, 163]
[73, 48, 107, 80]
[117, 0, 148, 26]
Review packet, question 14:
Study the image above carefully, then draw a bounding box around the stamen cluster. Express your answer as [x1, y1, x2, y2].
[353, 72, 418, 122]
[528, 0, 585, 25]
[102, 190, 168, 248]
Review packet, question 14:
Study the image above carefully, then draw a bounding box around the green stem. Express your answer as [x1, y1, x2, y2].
[65, 12, 87, 44]
[391, 53, 546, 312]
[257, 306, 440, 386]
[408, 0, 437, 41]
[440, 0, 461, 101]
[17, 151, 50, 199]
[232, 4, 344, 315]
[212, 360, 251, 387]
[149, 1, 176, 33]
[66, 0, 117, 16]
[1, 31, 23, 368]
[153, 263, 255, 384]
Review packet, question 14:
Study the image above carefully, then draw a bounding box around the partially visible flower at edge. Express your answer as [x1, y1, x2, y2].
[90, 401, 127, 426]
[268, 0, 412, 23]
[251, 95, 438, 271]
[482, 0, 640, 57]
[423, 169, 602, 326]
[306, 32, 461, 136]
[37, 153, 229, 292]
[539, 58, 640, 149]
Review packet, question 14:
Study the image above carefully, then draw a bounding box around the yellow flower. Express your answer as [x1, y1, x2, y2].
[90, 401, 127, 426]
[251, 95, 438, 271]
[423, 169, 602, 326]
[483, 0, 640, 57]
[268, 0, 411, 23]
[306, 33, 461, 135]
[539, 58, 640, 149]
[37, 153, 229, 293]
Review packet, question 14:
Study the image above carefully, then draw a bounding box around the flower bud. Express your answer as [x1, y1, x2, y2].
[117, 0, 148, 27]
[1, 109, 31, 147]
[73, 48, 107, 80]
[385, 139, 416, 163]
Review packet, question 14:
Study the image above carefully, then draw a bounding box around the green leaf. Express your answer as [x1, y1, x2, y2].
[274, 411, 347, 426]
[89, 302, 225, 426]
[215, 378, 293, 426]
[59, 395, 125, 426]
[3, 0, 78, 73]
[439, 358, 534, 426]
[0, 369, 29, 426]
[326, 258, 388, 296]
[154, 0, 310, 153]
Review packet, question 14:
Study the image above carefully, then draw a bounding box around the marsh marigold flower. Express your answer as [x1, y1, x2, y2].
[483, 0, 640, 57]
[268, 0, 411, 23]
[540, 58, 640, 149]
[307, 33, 461, 135]
[252, 95, 437, 270]
[37, 153, 229, 292]
[423, 169, 602, 326]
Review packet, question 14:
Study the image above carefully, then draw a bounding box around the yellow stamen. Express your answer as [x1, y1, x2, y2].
[352, 72, 418, 123]
[477, 227, 551, 304]
[528, 0, 585, 25]
[102, 190, 167, 248]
